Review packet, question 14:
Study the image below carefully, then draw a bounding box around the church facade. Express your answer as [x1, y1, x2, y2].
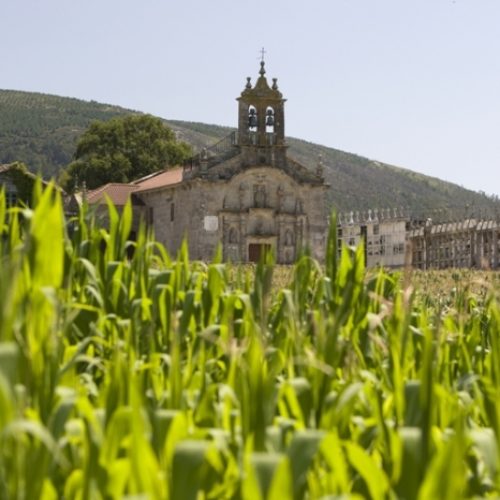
[63, 60, 500, 270]
[129, 61, 328, 263]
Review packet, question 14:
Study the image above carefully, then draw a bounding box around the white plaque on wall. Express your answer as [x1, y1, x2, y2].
[204, 216, 219, 232]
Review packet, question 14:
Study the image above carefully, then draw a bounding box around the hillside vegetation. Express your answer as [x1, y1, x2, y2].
[1, 88, 498, 214]
[0, 90, 130, 177]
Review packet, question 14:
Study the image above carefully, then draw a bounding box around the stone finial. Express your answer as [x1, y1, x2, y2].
[259, 60, 266, 77]
[272, 78, 278, 90]
[246, 77, 252, 89]
[82, 180, 87, 203]
[200, 148, 208, 174]
[316, 154, 324, 178]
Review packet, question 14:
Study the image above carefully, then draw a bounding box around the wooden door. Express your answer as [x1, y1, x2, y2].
[248, 243, 271, 263]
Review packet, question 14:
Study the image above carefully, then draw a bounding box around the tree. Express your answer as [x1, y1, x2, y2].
[61, 114, 191, 190]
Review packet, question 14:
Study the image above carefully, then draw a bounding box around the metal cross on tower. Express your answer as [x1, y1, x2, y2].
[260, 47, 266, 62]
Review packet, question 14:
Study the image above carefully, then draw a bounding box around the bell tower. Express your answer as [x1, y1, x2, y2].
[237, 59, 287, 168]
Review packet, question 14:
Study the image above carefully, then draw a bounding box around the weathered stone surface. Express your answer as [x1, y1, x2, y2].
[136, 62, 328, 263]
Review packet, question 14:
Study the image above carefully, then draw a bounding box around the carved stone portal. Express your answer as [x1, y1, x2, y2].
[254, 185, 266, 208]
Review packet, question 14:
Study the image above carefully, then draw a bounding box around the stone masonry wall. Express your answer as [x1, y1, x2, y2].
[136, 165, 327, 263]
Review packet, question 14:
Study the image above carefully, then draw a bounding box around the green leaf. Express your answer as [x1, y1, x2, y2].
[417, 428, 466, 500]
[29, 184, 64, 287]
[345, 442, 389, 500]
[171, 441, 211, 500]
[287, 429, 325, 500]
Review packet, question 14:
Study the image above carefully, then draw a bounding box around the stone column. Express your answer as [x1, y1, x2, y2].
[240, 214, 247, 262]
[277, 215, 283, 263]
[494, 228, 499, 268]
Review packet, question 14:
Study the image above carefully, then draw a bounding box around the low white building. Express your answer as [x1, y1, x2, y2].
[337, 209, 409, 268]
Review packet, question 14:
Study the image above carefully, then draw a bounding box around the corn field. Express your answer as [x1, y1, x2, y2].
[1, 184, 500, 499]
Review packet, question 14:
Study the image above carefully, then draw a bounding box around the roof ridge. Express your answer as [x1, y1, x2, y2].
[133, 167, 184, 193]
[133, 168, 171, 185]
[86, 182, 137, 194]
[85, 183, 110, 196]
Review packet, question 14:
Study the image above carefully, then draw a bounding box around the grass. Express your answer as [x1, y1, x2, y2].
[1, 183, 500, 498]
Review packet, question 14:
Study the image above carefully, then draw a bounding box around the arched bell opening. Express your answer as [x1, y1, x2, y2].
[248, 105, 258, 145]
[265, 106, 275, 144]
[265, 107, 275, 133]
[248, 105, 258, 131]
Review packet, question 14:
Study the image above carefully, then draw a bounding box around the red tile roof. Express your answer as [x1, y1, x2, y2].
[84, 183, 142, 206]
[74, 168, 184, 206]
[133, 167, 184, 192]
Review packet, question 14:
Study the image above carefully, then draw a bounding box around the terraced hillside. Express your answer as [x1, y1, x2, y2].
[0, 88, 498, 214]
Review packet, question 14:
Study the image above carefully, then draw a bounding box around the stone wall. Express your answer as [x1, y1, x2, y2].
[137, 165, 327, 263]
[408, 219, 500, 269]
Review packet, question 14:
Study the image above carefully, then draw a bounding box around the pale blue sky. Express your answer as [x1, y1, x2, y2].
[1, 0, 499, 196]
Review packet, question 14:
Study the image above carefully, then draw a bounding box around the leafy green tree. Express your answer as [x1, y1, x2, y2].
[61, 114, 191, 190]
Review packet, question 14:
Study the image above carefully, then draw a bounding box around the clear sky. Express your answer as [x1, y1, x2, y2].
[1, 0, 499, 196]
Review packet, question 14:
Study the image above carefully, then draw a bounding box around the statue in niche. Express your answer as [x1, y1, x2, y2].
[284, 229, 294, 246]
[255, 218, 263, 235]
[254, 185, 266, 208]
[239, 183, 246, 209]
[295, 198, 303, 214]
[229, 227, 238, 244]
[277, 185, 285, 212]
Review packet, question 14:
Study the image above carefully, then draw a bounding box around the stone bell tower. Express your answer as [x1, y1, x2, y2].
[237, 60, 287, 169]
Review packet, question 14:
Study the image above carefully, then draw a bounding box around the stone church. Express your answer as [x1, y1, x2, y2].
[73, 61, 328, 263]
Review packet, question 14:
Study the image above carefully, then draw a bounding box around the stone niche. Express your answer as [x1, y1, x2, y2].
[247, 208, 275, 236]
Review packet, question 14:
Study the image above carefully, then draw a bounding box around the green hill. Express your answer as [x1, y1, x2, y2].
[0, 88, 498, 215]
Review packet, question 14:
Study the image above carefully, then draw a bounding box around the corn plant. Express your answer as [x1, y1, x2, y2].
[0, 185, 500, 499]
